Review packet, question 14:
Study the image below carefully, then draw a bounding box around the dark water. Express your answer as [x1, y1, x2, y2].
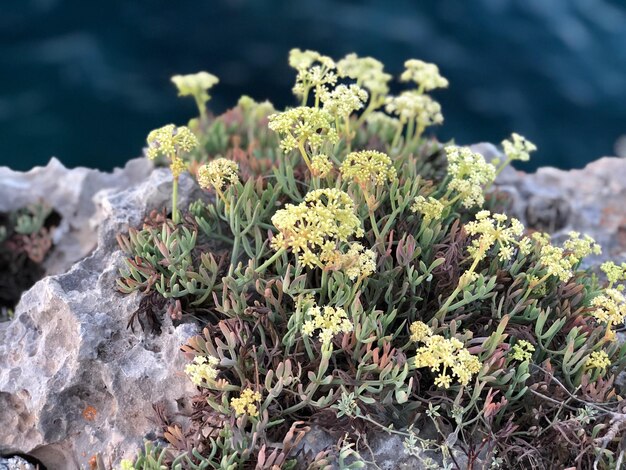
[1, 0, 625, 172]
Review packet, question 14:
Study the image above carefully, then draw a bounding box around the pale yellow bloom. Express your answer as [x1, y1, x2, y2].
[340, 150, 397, 188]
[510, 340, 535, 362]
[302, 303, 353, 345]
[411, 196, 444, 222]
[271, 189, 364, 268]
[591, 288, 626, 326]
[586, 351, 611, 370]
[409, 321, 432, 342]
[268, 107, 338, 153]
[311, 154, 333, 177]
[197, 158, 239, 191]
[501, 133, 536, 162]
[231, 388, 262, 417]
[414, 334, 481, 388]
[146, 124, 198, 161]
[184, 355, 220, 386]
[446, 146, 496, 208]
[336, 53, 392, 96]
[400, 59, 448, 91]
[385, 91, 443, 128]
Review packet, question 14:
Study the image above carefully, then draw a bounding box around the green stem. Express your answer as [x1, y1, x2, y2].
[255, 248, 286, 273]
[172, 177, 180, 224]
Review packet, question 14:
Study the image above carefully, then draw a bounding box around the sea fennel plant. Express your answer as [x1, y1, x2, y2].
[117, 50, 626, 469]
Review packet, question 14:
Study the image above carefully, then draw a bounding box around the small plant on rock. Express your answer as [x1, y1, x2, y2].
[117, 51, 626, 470]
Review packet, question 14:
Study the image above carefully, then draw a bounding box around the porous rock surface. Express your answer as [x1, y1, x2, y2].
[0, 157, 152, 275]
[0, 165, 202, 469]
[0, 153, 625, 469]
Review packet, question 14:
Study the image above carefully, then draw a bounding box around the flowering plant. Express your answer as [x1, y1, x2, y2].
[118, 52, 626, 470]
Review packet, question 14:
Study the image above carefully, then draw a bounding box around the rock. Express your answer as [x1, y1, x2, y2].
[0, 169, 203, 469]
[0, 157, 153, 276]
[473, 143, 626, 265]
[0, 456, 37, 470]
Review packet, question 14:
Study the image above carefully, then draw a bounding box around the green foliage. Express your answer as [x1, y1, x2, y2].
[116, 51, 626, 469]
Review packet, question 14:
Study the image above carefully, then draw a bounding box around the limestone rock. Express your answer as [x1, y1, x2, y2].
[0, 157, 153, 276]
[0, 169, 202, 469]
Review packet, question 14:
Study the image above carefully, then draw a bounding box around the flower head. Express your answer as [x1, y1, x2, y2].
[146, 124, 198, 161]
[271, 189, 363, 268]
[302, 303, 353, 345]
[510, 340, 535, 362]
[268, 107, 338, 153]
[321, 242, 377, 281]
[321, 84, 368, 117]
[446, 146, 496, 208]
[311, 154, 333, 177]
[501, 133, 536, 162]
[586, 350, 611, 371]
[171, 71, 219, 101]
[563, 231, 601, 260]
[464, 211, 525, 262]
[385, 91, 443, 127]
[414, 334, 481, 388]
[197, 158, 239, 191]
[289, 49, 337, 101]
[337, 53, 392, 96]
[231, 388, 262, 417]
[539, 244, 574, 283]
[340, 150, 397, 188]
[400, 59, 449, 91]
[409, 321, 432, 342]
[184, 355, 220, 386]
[411, 196, 444, 222]
[591, 288, 626, 326]
[601, 261, 626, 286]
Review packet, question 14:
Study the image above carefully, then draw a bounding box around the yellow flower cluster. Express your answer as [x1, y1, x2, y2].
[289, 48, 337, 100]
[413, 331, 482, 389]
[539, 244, 575, 282]
[465, 211, 529, 262]
[591, 288, 626, 326]
[385, 91, 443, 127]
[169, 156, 187, 178]
[271, 189, 364, 268]
[184, 355, 220, 386]
[446, 146, 496, 208]
[197, 158, 239, 191]
[411, 196, 444, 222]
[321, 242, 377, 281]
[231, 388, 262, 417]
[321, 84, 368, 117]
[601, 261, 626, 286]
[563, 231, 601, 260]
[302, 303, 353, 344]
[336, 53, 392, 96]
[340, 150, 397, 188]
[586, 350, 611, 370]
[119, 459, 134, 470]
[501, 133, 536, 162]
[400, 59, 449, 91]
[510, 340, 535, 362]
[311, 154, 333, 177]
[146, 124, 198, 161]
[171, 71, 219, 100]
[409, 321, 432, 342]
[268, 107, 338, 153]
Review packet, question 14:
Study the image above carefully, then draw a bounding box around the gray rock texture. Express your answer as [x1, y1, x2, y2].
[0, 167, 202, 469]
[0, 157, 152, 276]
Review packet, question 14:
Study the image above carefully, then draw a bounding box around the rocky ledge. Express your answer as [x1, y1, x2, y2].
[0, 154, 625, 469]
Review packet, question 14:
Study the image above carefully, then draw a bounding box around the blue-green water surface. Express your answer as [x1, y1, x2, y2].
[1, 0, 625, 171]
